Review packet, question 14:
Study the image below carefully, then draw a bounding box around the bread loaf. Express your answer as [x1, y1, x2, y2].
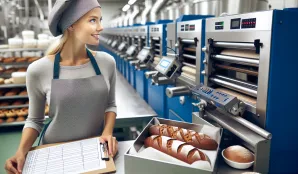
[150, 124, 218, 150]
[144, 135, 209, 164]
[223, 145, 254, 163]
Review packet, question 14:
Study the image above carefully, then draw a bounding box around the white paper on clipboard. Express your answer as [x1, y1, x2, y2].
[22, 137, 107, 174]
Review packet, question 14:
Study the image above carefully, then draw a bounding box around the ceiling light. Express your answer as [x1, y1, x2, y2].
[128, 0, 137, 5]
[122, 4, 130, 11]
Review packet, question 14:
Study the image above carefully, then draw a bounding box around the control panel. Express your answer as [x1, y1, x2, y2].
[118, 42, 126, 51]
[137, 48, 151, 63]
[180, 23, 197, 32]
[126, 45, 136, 56]
[191, 85, 241, 113]
[155, 57, 181, 79]
[215, 17, 257, 30]
[111, 41, 118, 48]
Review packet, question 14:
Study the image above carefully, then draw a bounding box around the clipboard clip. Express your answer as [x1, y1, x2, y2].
[100, 143, 109, 161]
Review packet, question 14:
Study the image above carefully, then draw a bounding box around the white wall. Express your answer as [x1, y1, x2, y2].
[269, 0, 298, 9]
[99, 1, 127, 28]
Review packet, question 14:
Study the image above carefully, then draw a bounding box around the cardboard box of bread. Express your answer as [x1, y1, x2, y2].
[125, 117, 222, 174]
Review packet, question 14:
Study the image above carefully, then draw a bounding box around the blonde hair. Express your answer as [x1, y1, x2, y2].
[46, 30, 69, 56]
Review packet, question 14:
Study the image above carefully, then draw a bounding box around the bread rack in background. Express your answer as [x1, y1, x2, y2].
[0, 48, 49, 127]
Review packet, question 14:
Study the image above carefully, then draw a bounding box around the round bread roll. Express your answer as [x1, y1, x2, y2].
[15, 57, 28, 63]
[19, 90, 27, 96]
[5, 109, 17, 117]
[223, 145, 254, 163]
[0, 118, 4, 124]
[4, 78, 13, 84]
[3, 57, 15, 63]
[0, 110, 6, 118]
[16, 117, 25, 122]
[4, 67, 16, 73]
[27, 57, 39, 63]
[45, 105, 49, 115]
[6, 117, 15, 123]
[12, 100, 24, 105]
[16, 108, 28, 117]
[17, 67, 27, 72]
[0, 78, 4, 85]
[0, 67, 5, 73]
[5, 89, 19, 96]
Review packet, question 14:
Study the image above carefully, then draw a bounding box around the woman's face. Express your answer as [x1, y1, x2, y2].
[71, 7, 103, 45]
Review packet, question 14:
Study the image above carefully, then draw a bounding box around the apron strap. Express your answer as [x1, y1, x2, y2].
[53, 48, 101, 79]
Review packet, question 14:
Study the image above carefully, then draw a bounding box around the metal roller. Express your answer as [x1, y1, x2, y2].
[182, 62, 196, 68]
[166, 86, 191, 98]
[181, 72, 196, 82]
[167, 53, 178, 57]
[154, 49, 160, 52]
[181, 39, 195, 44]
[152, 37, 160, 41]
[212, 54, 259, 67]
[209, 77, 258, 97]
[145, 71, 158, 79]
[214, 75, 258, 90]
[183, 54, 196, 60]
[183, 47, 196, 52]
[155, 44, 161, 47]
[213, 42, 255, 50]
[214, 64, 258, 76]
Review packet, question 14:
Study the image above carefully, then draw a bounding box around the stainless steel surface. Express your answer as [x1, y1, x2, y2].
[114, 141, 134, 174]
[219, 0, 269, 15]
[116, 71, 157, 119]
[166, 86, 191, 98]
[210, 77, 258, 97]
[167, 23, 176, 51]
[214, 75, 258, 90]
[213, 42, 256, 50]
[193, 0, 220, 16]
[212, 54, 259, 67]
[205, 11, 274, 127]
[201, 110, 270, 174]
[217, 110, 272, 139]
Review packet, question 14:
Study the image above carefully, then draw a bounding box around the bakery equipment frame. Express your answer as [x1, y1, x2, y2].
[192, 9, 298, 173]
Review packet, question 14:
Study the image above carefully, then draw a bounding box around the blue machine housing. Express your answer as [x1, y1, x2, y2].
[135, 22, 154, 102]
[147, 20, 173, 118]
[264, 8, 298, 174]
[165, 15, 213, 122]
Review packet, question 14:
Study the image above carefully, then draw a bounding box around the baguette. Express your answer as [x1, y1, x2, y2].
[149, 124, 218, 150]
[144, 135, 209, 164]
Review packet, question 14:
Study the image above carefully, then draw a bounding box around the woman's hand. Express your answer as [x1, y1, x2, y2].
[99, 134, 118, 157]
[4, 151, 26, 174]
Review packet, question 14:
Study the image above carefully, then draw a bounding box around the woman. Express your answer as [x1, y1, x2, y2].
[5, 0, 118, 173]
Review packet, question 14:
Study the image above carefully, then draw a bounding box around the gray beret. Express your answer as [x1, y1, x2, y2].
[48, 0, 101, 36]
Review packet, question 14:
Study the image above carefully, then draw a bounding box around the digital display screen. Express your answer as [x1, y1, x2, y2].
[137, 48, 150, 62]
[160, 60, 170, 68]
[232, 20, 240, 28]
[118, 42, 126, 51]
[126, 45, 136, 56]
[230, 18, 241, 29]
[111, 41, 117, 48]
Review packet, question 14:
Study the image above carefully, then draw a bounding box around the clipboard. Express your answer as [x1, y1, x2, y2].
[29, 136, 116, 174]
